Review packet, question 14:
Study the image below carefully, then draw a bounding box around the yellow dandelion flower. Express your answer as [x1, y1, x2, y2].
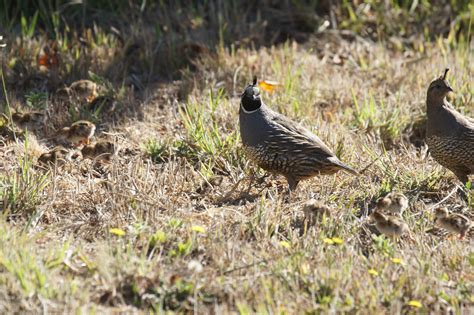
[331, 237, 344, 245]
[109, 228, 126, 236]
[368, 269, 379, 276]
[407, 300, 422, 308]
[323, 238, 335, 245]
[391, 258, 403, 264]
[191, 225, 206, 233]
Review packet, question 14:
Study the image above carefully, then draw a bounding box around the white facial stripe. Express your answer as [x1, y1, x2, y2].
[240, 104, 260, 114]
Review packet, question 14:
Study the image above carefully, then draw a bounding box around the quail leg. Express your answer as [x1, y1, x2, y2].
[286, 176, 299, 192]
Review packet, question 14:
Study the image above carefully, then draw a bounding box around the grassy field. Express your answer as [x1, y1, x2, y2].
[0, 1, 473, 313]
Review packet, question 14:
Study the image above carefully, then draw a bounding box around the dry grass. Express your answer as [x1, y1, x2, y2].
[1, 2, 474, 313]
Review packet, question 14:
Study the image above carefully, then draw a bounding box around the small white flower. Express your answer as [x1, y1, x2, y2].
[0, 35, 6, 48]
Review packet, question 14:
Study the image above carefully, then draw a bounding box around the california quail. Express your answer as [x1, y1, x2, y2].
[11, 111, 45, 129]
[434, 207, 471, 239]
[38, 146, 70, 166]
[58, 120, 96, 146]
[55, 80, 98, 103]
[239, 77, 358, 191]
[302, 199, 331, 227]
[81, 140, 116, 162]
[426, 69, 474, 184]
[370, 211, 411, 240]
[70, 80, 98, 102]
[376, 192, 408, 216]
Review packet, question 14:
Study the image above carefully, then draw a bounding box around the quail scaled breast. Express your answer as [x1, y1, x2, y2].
[426, 69, 474, 184]
[239, 77, 358, 190]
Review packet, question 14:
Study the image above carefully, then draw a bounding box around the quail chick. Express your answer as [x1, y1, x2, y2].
[426, 69, 474, 184]
[0, 113, 24, 139]
[434, 207, 471, 239]
[55, 80, 97, 103]
[370, 211, 411, 240]
[0, 125, 23, 140]
[38, 146, 70, 166]
[55, 86, 72, 102]
[302, 199, 331, 227]
[88, 95, 117, 114]
[376, 192, 408, 216]
[11, 111, 45, 129]
[58, 120, 96, 146]
[239, 77, 358, 191]
[69, 79, 98, 103]
[81, 140, 116, 162]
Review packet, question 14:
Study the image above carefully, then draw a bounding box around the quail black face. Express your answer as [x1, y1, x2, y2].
[241, 77, 262, 112]
[428, 68, 453, 100]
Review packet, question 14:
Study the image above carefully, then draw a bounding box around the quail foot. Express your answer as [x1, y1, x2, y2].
[239, 77, 358, 191]
[426, 69, 474, 184]
[58, 120, 96, 146]
[376, 192, 408, 216]
[434, 207, 471, 239]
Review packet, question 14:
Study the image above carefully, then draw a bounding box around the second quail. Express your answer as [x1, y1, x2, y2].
[425, 69, 474, 184]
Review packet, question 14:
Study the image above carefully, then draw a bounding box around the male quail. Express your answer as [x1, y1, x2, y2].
[239, 77, 357, 190]
[426, 69, 474, 184]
